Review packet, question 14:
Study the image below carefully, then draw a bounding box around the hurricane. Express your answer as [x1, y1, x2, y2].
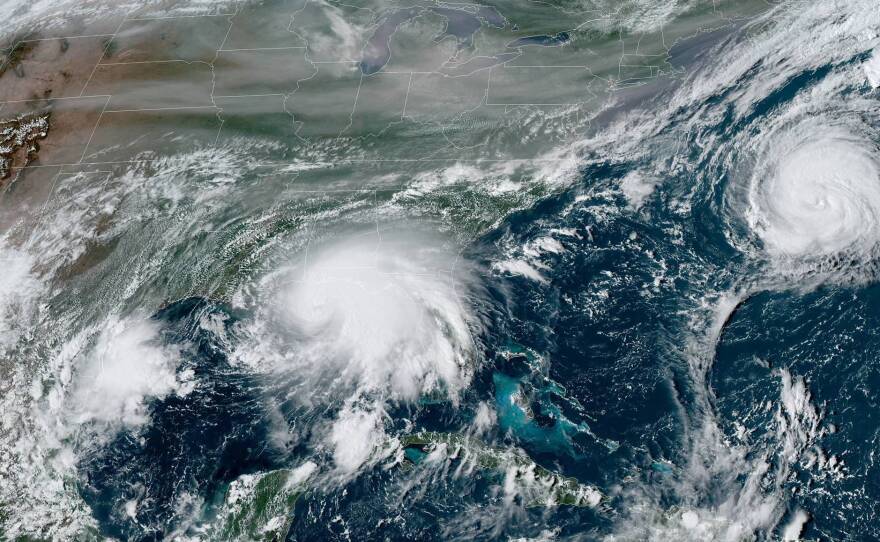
[2, 0, 880, 540]
[746, 123, 880, 258]
[277, 231, 478, 403]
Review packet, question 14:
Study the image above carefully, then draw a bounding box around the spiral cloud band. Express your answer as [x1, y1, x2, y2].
[746, 122, 880, 259]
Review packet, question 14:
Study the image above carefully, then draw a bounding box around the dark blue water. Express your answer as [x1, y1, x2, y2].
[432, 8, 484, 46]
[74, 9, 880, 541]
[77, 298, 284, 541]
[714, 285, 880, 540]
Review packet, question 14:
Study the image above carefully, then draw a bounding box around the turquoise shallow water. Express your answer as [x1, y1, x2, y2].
[1, 1, 880, 540]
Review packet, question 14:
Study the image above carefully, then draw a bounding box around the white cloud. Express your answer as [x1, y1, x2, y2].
[328, 404, 386, 474]
[69, 318, 192, 428]
[620, 171, 658, 210]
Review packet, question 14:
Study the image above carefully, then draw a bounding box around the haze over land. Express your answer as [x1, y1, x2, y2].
[1, 1, 879, 541]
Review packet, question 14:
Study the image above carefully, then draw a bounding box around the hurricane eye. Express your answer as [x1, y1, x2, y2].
[746, 128, 880, 259]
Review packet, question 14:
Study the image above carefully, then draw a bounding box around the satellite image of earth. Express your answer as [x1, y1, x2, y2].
[0, 0, 879, 540]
